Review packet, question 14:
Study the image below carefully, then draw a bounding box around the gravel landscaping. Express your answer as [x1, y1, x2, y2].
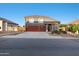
[49, 32, 79, 38]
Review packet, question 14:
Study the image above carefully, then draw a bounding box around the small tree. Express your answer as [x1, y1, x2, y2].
[69, 24, 79, 33]
[60, 24, 67, 31]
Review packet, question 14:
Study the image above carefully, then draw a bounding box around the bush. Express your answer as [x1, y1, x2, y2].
[51, 29, 67, 34]
[69, 24, 79, 33]
[59, 29, 67, 34]
[55, 30, 60, 34]
[52, 30, 60, 34]
[61, 31, 67, 34]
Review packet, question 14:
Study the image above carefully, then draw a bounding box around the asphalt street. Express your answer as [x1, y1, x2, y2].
[0, 32, 79, 56]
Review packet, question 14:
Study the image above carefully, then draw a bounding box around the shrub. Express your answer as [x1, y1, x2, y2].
[52, 30, 60, 34]
[69, 24, 79, 33]
[61, 31, 67, 34]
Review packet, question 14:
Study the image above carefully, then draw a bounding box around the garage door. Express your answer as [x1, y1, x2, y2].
[26, 25, 46, 32]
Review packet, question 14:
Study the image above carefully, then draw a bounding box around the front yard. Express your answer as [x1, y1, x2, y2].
[50, 24, 79, 38]
[50, 25, 79, 38]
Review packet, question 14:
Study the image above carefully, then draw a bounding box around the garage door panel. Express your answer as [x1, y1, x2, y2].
[26, 25, 46, 32]
[27, 26, 39, 31]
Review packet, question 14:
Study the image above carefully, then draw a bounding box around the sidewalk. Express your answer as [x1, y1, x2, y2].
[0, 32, 23, 37]
[1, 32, 79, 39]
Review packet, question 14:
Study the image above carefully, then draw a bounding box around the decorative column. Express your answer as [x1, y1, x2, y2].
[46, 24, 48, 32]
[5, 22, 8, 31]
[52, 25, 54, 31]
[52, 24, 59, 31]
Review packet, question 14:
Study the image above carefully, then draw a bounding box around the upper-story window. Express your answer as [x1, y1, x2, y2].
[0, 27, 1, 29]
[34, 21, 38, 23]
[27, 21, 29, 23]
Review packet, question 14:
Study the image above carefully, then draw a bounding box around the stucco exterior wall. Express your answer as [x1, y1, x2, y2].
[13, 26, 18, 31]
[7, 24, 18, 32]
[7, 26, 13, 31]
[5, 22, 8, 31]
[25, 17, 44, 23]
[0, 20, 3, 31]
[0, 17, 18, 32]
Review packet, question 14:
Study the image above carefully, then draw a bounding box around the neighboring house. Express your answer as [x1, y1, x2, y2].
[68, 19, 79, 30]
[68, 19, 79, 34]
[0, 17, 18, 32]
[24, 15, 60, 32]
[69, 19, 79, 25]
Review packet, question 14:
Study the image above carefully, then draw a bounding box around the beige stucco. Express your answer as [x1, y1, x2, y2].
[7, 24, 18, 31]
[0, 20, 18, 32]
[0, 20, 3, 31]
[4, 22, 8, 31]
[25, 16, 57, 23]
[25, 16, 60, 32]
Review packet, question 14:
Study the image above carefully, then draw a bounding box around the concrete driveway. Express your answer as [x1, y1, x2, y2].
[1, 32, 78, 39]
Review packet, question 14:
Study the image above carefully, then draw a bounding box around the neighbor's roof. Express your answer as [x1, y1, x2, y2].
[0, 17, 18, 25]
[24, 15, 60, 22]
[69, 19, 79, 24]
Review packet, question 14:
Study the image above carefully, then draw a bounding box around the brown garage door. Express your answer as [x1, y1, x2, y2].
[26, 25, 46, 32]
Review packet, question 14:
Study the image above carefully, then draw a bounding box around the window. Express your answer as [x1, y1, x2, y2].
[27, 21, 29, 23]
[44, 21, 48, 24]
[34, 21, 38, 23]
[0, 27, 1, 29]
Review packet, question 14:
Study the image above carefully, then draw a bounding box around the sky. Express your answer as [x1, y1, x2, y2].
[0, 3, 79, 26]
